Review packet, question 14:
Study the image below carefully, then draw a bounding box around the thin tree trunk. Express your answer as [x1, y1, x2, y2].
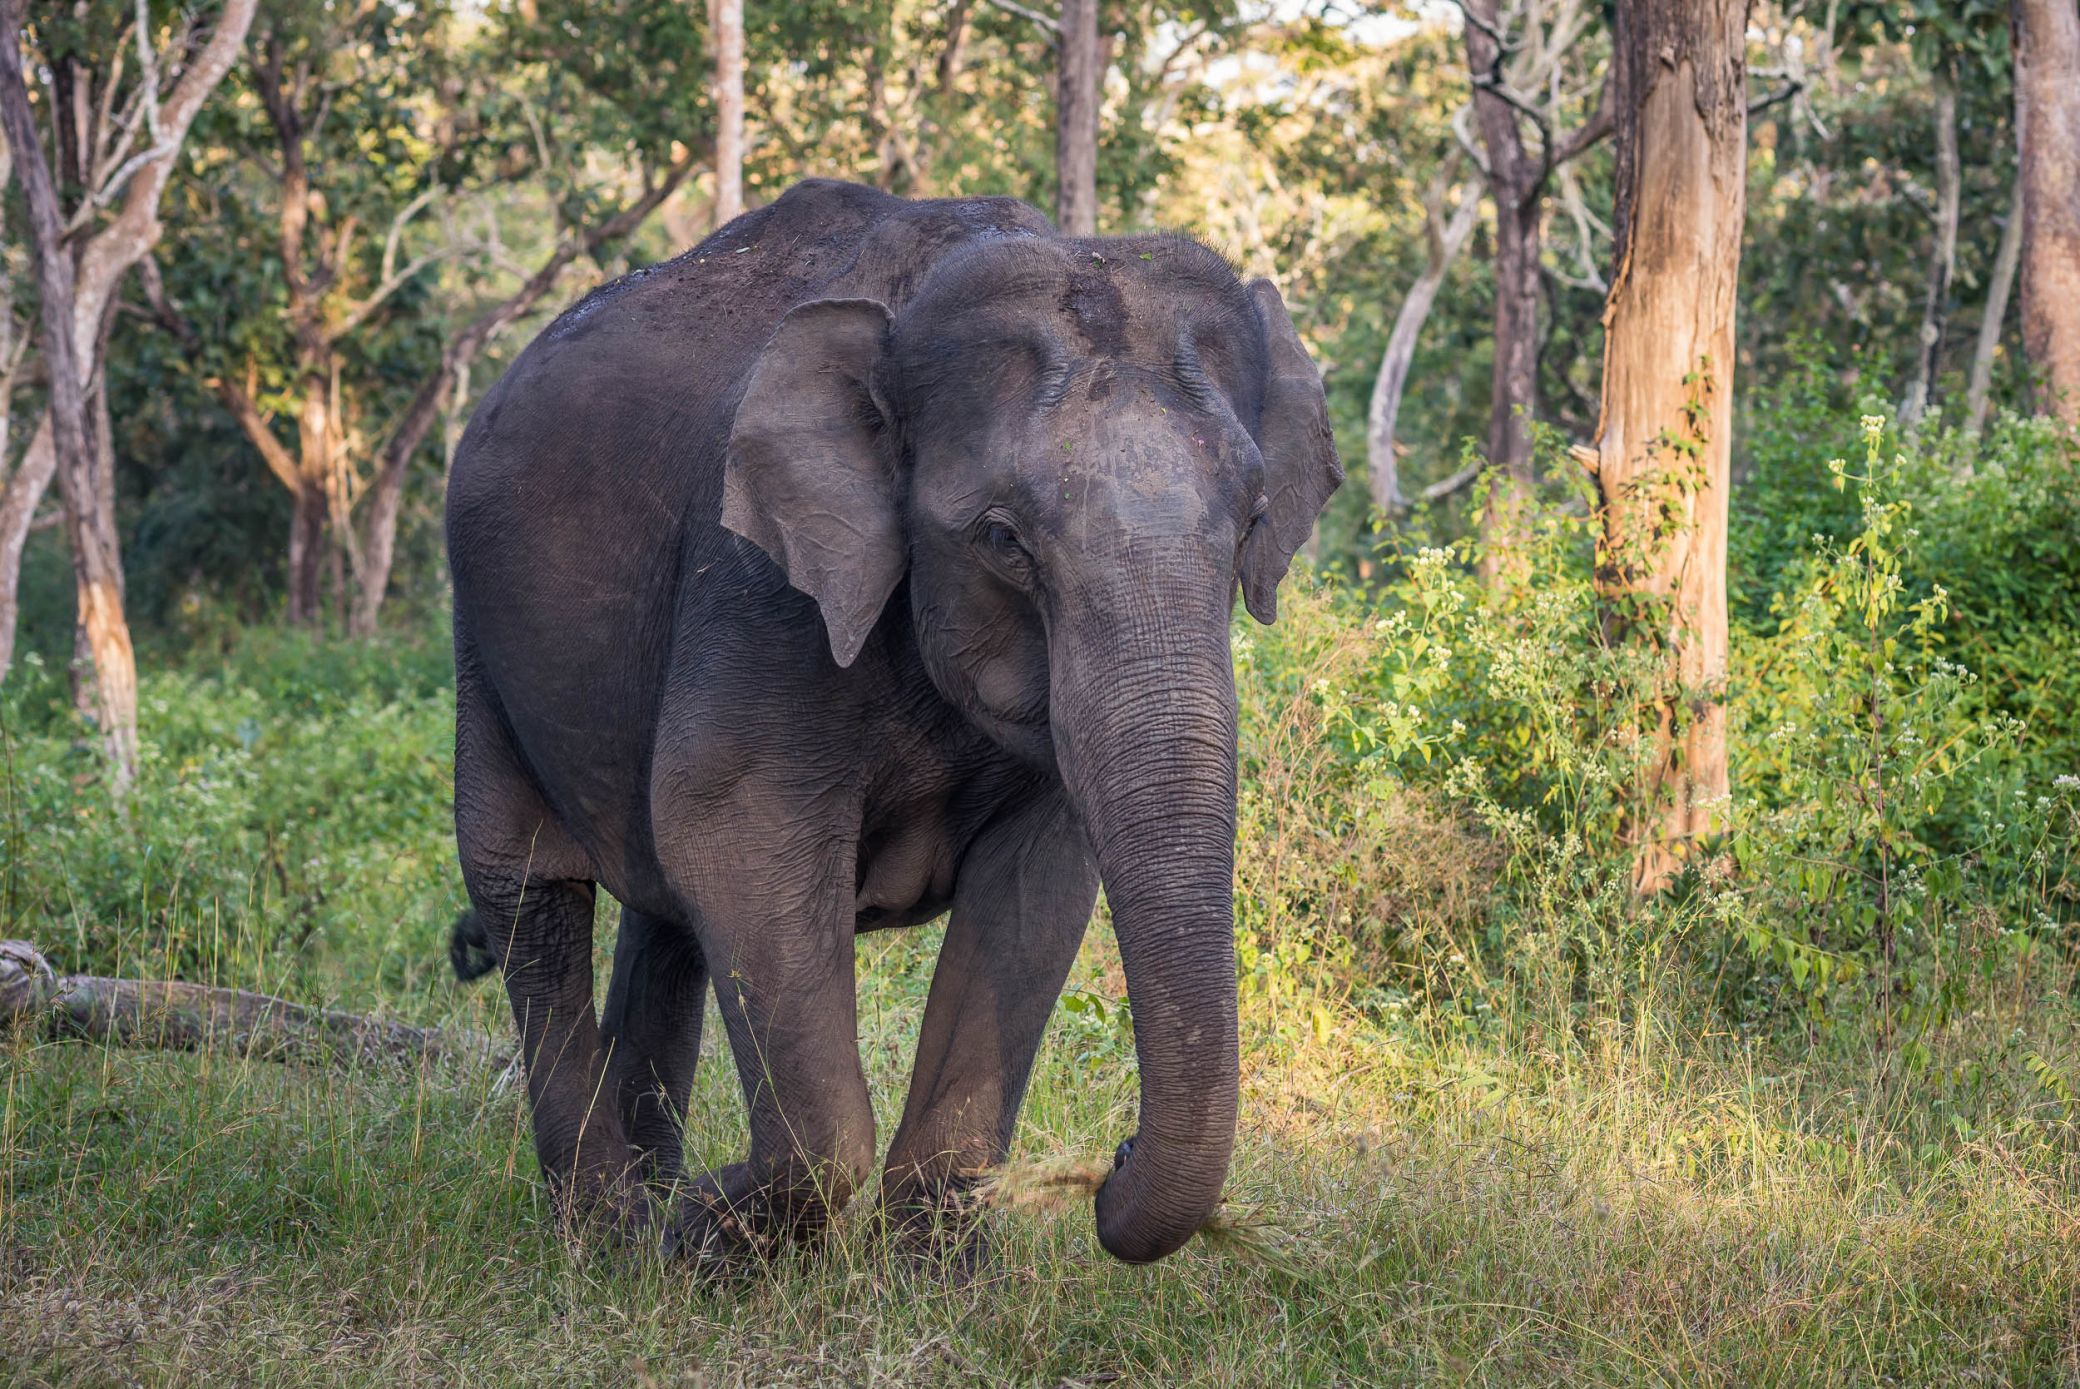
[1902, 80, 1959, 428]
[1591, 0, 1749, 893]
[1368, 187, 1482, 513]
[712, 0, 744, 226]
[1479, 188, 1543, 576]
[0, 5, 138, 787]
[1056, 0, 1100, 235]
[2012, 0, 2080, 425]
[1460, 0, 1562, 579]
[1966, 174, 2025, 433]
[0, 422, 56, 682]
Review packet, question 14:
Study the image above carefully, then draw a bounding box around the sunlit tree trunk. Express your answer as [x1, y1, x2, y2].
[1056, 0, 1099, 235]
[1590, 0, 1749, 893]
[712, 0, 744, 226]
[0, 7, 136, 784]
[2012, 0, 2080, 425]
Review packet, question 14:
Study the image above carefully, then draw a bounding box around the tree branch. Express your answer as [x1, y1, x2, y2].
[979, 0, 1059, 40]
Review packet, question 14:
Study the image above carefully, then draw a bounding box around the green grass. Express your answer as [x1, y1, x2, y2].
[7, 914, 2079, 1386]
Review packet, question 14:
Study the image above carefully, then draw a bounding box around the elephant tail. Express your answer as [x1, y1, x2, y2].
[448, 910, 500, 983]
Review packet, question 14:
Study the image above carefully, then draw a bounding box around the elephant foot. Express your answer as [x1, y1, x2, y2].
[661, 1161, 848, 1275]
[550, 1163, 660, 1250]
[878, 1176, 998, 1287]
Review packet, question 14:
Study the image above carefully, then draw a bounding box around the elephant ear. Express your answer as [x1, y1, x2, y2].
[1238, 278, 1344, 625]
[723, 298, 903, 668]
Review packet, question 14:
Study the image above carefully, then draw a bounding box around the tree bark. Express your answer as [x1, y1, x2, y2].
[1056, 0, 1100, 235]
[1901, 79, 1959, 428]
[1966, 174, 2025, 433]
[712, 0, 745, 226]
[1368, 185, 1482, 513]
[1591, 0, 1749, 893]
[2012, 0, 2080, 425]
[0, 3, 137, 786]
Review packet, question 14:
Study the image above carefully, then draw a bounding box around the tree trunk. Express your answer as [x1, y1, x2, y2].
[2013, 0, 2080, 425]
[1901, 79, 1959, 428]
[0, 6, 138, 787]
[1478, 189, 1543, 576]
[1368, 186, 1482, 513]
[1461, 0, 1549, 577]
[1056, 0, 1100, 235]
[712, 0, 744, 226]
[1591, 0, 1749, 893]
[1966, 174, 2025, 432]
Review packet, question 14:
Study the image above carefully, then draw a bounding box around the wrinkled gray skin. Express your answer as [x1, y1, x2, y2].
[446, 178, 1340, 1268]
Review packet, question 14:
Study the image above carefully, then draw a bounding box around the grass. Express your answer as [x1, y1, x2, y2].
[7, 912, 2080, 1386]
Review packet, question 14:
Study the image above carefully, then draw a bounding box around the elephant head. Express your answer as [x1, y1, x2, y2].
[721, 236, 1341, 1263]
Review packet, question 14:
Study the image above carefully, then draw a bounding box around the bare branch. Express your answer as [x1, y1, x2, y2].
[1748, 80, 1803, 118]
[1418, 457, 1486, 503]
[979, 0, 1060, 40]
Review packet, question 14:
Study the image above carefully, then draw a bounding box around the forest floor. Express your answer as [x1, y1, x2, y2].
[6, 913, 2078, 1387]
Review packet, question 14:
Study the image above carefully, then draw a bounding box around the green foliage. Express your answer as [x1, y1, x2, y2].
[1232, 401, 2076, 1048]
[0, 625, 461, 1009]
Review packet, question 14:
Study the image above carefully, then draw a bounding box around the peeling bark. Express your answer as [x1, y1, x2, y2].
[1592, 0, 1749, 892]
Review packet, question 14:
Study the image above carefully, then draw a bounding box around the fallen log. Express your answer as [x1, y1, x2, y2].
[0, 939, 508, 1072]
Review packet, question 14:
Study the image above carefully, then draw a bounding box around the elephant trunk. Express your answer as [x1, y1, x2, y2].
[1050, 558, 1240, 1265]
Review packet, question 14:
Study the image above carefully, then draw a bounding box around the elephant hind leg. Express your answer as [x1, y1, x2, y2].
[601, 906, 709, 1188]
[456, 667, 643, 1237]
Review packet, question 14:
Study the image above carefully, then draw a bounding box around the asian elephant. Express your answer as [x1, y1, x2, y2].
[444, 177, 1340, 1268]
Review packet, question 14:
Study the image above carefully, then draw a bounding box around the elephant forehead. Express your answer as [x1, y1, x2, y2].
[1048, 420, 1243, 536]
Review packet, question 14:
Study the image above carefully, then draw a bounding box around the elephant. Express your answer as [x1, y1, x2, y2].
[444, 177, 1341, 1269]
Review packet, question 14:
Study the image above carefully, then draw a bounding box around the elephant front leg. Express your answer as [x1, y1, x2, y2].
[879, 792, 1100, 1270]
[664, 832, 876, 1269]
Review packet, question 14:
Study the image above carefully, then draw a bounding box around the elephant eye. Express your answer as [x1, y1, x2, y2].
[978, 515, 1034, 579]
